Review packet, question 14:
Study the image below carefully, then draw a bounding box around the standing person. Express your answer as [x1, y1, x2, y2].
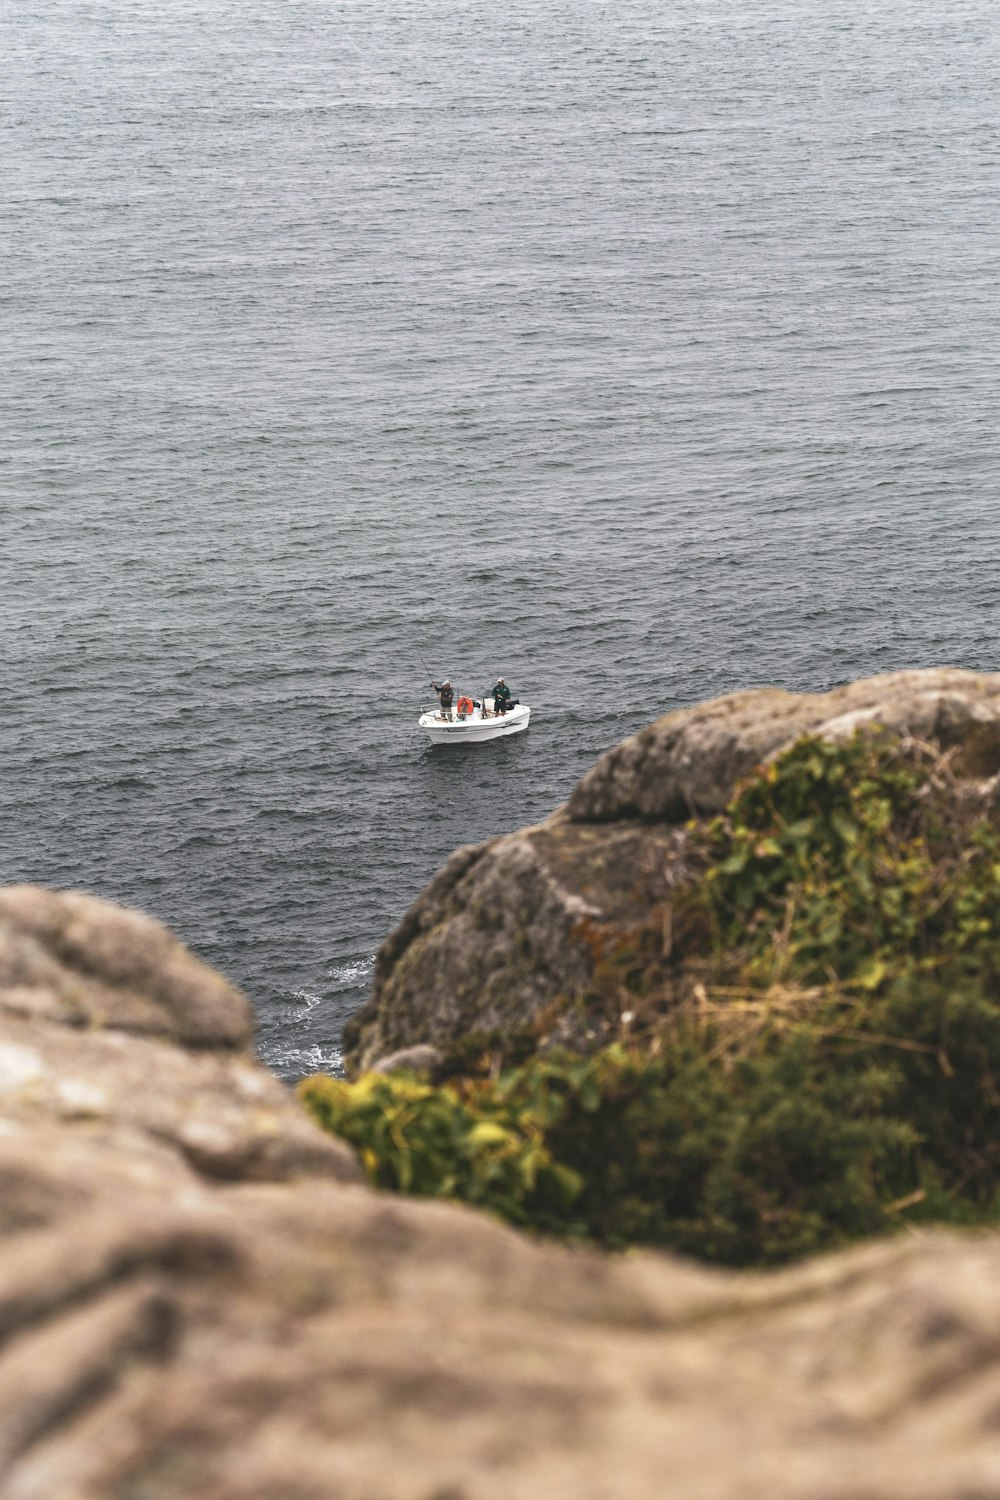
[431, 680, 455, 720]
[491, 677, 512, 715]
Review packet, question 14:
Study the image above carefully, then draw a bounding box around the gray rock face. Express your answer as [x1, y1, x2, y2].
[0, 886, 360, 1187]
[6, 845, 1000, 1492]
[345, 669, 1000, 1071]
[567, 667, 1000, 822]
[7, 948, 1000, 1499]
[0, 884, 253, 1046]
[370, 1042, 444, 1075]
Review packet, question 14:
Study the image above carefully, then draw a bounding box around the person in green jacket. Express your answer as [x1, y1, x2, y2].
[492, 677, 512, 715]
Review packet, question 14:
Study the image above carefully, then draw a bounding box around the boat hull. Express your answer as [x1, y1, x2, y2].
[419, 704, 530, 746]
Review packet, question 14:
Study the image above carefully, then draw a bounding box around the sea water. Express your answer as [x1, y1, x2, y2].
[4, 0, 1000, 1077]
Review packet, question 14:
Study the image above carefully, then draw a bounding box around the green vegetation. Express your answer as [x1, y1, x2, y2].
[299, 1063, 584, 1232]
[301, 731, 1000, 1266]
[699, 731, 1000, 991]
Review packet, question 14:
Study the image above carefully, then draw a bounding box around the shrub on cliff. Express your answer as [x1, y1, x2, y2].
[697, 730, 1000, 990]
[302, 731, 1000, 1266]
[298, 1064, 583, 1230]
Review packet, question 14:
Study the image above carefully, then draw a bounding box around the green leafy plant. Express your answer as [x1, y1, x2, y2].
[298, 1067, 583, 1230]
[697, 731, 1000, 990]
[300, 1036, 921, 1265]
[302, 731, 1000, 1266]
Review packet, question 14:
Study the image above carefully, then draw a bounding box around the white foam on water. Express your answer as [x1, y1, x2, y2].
[270, 1042, 345, 1078]
[284, 988, 324, 1017]
[328, 956, 375, 992]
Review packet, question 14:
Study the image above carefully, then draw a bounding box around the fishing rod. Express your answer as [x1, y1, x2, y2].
[416, 645, 435, 686]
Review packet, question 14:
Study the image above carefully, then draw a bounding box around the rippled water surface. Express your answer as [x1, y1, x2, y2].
[4, 0, 1000, 1076]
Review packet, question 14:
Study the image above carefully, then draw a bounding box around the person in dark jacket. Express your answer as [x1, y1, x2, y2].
[432, 680, 454, 720]
[491, 677, 512, 714]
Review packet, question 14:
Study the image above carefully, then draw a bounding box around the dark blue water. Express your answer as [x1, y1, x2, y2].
[4, 0, 1000, 1077]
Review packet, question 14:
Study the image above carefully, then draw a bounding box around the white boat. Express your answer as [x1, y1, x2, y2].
[419, 700, 531, 746]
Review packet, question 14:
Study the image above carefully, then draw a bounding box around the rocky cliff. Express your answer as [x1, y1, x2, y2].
[344, 668, 1000, 1072]
[7, 671, 1000, 1495]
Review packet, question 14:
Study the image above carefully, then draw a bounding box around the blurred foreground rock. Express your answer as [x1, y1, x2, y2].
[0, 886, 360, 1188]
[345, 667, 1000, 1070]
